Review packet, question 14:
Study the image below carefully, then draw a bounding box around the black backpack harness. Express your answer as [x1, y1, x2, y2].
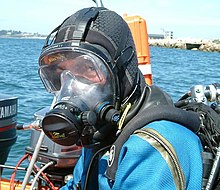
[83, 86, 220, 190]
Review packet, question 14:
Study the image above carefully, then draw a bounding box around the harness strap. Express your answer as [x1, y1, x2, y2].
[106, 105, 201, 180]
[83, 145, 111, 190]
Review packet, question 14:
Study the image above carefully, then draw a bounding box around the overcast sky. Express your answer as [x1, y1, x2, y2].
[1, 0, 220, 39]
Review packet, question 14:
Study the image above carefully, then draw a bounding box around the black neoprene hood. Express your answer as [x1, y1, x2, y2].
[39, 7, 146, 103]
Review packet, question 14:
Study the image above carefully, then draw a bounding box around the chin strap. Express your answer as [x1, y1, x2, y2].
[121, 72, 141, 106]
[111, 46, 135, 110]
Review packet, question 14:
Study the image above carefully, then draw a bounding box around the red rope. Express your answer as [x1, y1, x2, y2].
[9, 154, 29, 190]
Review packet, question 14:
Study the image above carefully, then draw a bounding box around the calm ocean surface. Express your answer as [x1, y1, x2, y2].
[0, 38, 220, 180]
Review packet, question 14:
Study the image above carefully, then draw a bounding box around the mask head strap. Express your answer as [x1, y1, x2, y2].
[42, 7, 100, 50]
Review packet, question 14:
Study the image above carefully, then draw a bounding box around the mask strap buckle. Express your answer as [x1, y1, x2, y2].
[113, 46, 134, 74]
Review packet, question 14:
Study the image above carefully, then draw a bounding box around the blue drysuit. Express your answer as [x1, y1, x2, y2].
[61, 120, 203, 190]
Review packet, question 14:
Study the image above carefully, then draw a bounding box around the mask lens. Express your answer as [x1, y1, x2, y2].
[69, 55, 105, 84]
[39, 65, 61, 92]
[39, 48, 109, 92]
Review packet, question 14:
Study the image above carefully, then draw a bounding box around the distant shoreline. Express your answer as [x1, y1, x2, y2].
[1, 36, 219, 52]
[0, 36, 46, 39]
[0, 29, 47, 39]
[149, 39, 220, 52]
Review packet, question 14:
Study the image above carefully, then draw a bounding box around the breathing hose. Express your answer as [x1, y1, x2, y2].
[33, 163, 57, 189]
[30, 161, 55, 190]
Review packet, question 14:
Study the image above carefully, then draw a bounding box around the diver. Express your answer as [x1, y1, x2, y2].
[38, 7, 203, 190]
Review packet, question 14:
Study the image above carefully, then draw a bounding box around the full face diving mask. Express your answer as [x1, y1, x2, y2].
[39, 46, 120, 146]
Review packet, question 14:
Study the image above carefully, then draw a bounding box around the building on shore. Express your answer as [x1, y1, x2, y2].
[164, 31, 173, 39]
[149, 30, 173, 40]
[148, 34, 164, 39]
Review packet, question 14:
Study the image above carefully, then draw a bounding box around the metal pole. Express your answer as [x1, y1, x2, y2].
[0, 164, 26, 171]
[20, 131, 45, 190]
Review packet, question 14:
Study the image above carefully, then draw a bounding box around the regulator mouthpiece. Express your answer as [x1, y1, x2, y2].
[42, 102, 97, 146]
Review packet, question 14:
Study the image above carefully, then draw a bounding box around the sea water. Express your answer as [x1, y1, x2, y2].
[0, 38, 219, 180]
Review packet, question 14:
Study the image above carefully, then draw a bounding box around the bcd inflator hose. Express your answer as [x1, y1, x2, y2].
[205, 145, 220, 190]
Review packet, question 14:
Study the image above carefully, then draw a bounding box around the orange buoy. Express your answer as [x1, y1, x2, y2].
[123, 15, 152, 85]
